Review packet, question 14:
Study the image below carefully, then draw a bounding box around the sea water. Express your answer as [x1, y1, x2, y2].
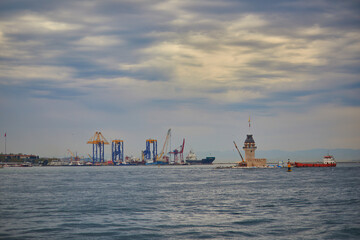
[0, 163, 359, 239]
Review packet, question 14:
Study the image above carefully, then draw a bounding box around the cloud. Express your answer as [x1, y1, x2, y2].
[0, 13, 80, 35]
[0, 0, 359, 157]
[74, 35, 122, 47]
[0, 65, 75, 82]
[1, 1, 359, 102]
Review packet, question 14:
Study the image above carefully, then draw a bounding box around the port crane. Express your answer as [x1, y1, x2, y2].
[156, 129, 171, 163]
[142, 139, 157, 162]
[169, 138, 185, 164]
[87, 131, 109, 164]
[112, 139, 124, 165]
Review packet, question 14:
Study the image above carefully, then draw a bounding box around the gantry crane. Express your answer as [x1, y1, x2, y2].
[169, 138, 185, 164]
[87, 131, 109, 164]
[142, 139, 157, 162]
[112, 139, 124, 165]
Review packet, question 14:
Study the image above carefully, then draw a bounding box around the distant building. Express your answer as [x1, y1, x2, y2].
[2, 154, 39, 160]
[243, 134, 266, 167]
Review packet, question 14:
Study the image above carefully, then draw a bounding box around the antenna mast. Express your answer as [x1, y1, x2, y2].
[248, 116, 251, 133]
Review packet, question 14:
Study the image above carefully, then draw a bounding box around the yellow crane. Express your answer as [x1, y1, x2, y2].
[156, 129, 171, 162]
[67, 149, 75, 161]
[67, 149, 80, 165]
[87, 131, 109, 163]
[87, 131, 109, 145]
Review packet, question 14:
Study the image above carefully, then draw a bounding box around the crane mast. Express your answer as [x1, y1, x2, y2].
[233, 141, 244, 162]
[156, 129, 171, 162]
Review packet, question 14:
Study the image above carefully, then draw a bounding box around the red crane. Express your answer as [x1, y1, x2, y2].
[169, 138, 185, 164]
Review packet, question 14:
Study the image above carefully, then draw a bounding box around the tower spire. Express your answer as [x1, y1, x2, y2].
[248, 116, 251, 132]
[4, 132, 6, 155]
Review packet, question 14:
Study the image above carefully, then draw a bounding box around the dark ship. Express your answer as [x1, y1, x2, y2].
[185, 150, 215, 165]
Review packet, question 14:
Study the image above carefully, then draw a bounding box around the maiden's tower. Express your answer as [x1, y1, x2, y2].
[242, 118, 267, 167]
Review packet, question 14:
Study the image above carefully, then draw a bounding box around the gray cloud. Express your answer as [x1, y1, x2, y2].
[1, 0, 358, 101]
[0, 0, 359, 156]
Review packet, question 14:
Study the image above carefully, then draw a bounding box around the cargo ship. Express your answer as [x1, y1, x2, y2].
[295, 155, 336, 167]
[185, 150, 215, 165]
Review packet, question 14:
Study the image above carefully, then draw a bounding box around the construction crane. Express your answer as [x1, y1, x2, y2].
[112, 139, 124, 165]
[67, 149, 75, 161]
[87, 131, 109, 164]
[169, 138, 185, 164]
[233, 141, 246, 166]
[233, 141, 244, 162]
[156, 129, 171, 163]
[67, 149, 81, 165]
[67, 149, 80, 161]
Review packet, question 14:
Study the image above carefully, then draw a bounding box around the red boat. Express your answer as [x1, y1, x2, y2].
[295, 155, 336, 167]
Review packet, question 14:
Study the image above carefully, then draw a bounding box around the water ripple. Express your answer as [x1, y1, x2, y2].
[0, 164, 359, 239]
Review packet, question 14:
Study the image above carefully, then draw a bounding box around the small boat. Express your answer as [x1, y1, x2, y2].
[295, 155, 336, 167]
[20, 163, 33, 167]
[185, 150, 215, 165]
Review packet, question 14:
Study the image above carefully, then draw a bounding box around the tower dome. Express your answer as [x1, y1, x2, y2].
[245, 134, 255, 144]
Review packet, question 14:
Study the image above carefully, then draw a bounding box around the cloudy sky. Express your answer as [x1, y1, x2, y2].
[0, 0, 359, 159]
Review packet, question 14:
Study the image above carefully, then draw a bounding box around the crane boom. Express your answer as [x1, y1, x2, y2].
[233, 141, 244, 162]
[156, 129, 171, 161]
[67, 149, 75, 160]
[179, 138, 185, 153]
[87, 131, 109, 145]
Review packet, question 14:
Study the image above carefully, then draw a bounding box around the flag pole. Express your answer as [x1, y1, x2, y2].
[248, 116, 251, 133]
[4, 133, 6, 155]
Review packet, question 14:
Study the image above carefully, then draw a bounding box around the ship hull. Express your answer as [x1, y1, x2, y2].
[186, 157, 215, 165]
[145, 161, 169, 165]
[295, 162, 336, 167]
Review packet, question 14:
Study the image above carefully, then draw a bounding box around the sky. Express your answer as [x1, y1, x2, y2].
[0, 0, 359, 160]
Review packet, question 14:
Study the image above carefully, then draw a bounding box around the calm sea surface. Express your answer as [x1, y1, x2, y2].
[0, 163, 359, 239]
